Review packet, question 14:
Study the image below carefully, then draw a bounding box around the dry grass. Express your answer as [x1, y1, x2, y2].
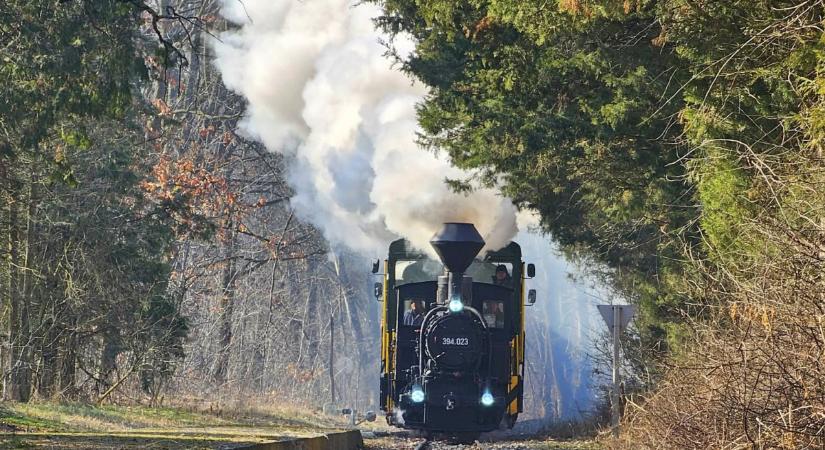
[2, 402, 232, 432]
[0, 399, 351, 449]
[620, 144, 825, 447]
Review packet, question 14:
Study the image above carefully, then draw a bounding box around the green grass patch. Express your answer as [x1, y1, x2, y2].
[0, 404, 69, 432]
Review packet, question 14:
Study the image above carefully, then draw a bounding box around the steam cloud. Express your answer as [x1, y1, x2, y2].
[214, 0, 518, 254]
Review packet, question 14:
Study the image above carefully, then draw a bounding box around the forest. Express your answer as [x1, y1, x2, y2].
[1, 0, 824, 449]
[1, 0, 378, 411]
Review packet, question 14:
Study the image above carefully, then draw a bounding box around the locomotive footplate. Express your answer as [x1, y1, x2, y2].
[400, 377, 505, 432]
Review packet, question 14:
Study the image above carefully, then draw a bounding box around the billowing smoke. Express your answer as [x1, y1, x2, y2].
[214, 0, 518, 254]
[213, 0, 610, 423]
[518, 212, 601, 420]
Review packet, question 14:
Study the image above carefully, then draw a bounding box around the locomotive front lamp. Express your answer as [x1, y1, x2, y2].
[480, 390, 494, 406]
[411, 385, 425, 403]
[448, 296, 464, 313]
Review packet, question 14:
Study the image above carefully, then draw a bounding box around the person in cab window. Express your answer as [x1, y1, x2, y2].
[403, 299, 425, 326]
[492, 264, 512, 287]
[483, 301, 505, 328]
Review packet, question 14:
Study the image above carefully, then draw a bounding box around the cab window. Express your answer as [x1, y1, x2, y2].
[466, 261, 514, 287]
[394, 259, 442, 286]
[472, 283, 513, 334]
[400, 298, 428, 327]
[396, 282, 437, 329]
[481, 300, 506, 329]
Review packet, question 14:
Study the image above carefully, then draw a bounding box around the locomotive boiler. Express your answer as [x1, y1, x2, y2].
[374, 223, 535, 442]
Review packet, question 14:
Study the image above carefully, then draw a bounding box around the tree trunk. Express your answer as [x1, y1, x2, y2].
[1, 163, 13, 400]
[213, 228, 237, 385]
[37, 318, 59, 399]
[297, 258, 319, 369]
[7, 173, 32, 402]
[58, 329, 78, 400]
[98, 329, 120, 395]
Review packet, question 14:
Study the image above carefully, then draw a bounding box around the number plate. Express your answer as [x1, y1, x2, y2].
[441, 337, 470, 346]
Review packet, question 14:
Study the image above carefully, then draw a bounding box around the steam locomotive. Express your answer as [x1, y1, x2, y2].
[373, 223, 535, 442]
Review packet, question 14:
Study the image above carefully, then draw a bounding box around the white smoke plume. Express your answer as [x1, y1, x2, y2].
[213, 0, 518, 255]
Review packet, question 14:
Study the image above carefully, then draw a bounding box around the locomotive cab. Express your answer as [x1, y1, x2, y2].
[378, 223, 529, 440]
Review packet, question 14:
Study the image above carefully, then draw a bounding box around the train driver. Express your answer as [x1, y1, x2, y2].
[492, 264, 512, 287]
[403, 299, 426, 326]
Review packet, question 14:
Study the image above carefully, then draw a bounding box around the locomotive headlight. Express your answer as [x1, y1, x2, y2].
[481, 390, 494, 406]
[448, 298, 464, 313]
[410, 385, 425, 403]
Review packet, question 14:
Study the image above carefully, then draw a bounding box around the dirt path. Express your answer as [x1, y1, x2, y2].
[0, 402, 352, 449]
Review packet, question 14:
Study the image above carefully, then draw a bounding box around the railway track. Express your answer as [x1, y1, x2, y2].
[362, 430, 600, 450]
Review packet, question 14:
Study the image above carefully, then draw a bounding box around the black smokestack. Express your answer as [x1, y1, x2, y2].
[430, 223, 485, 305]
[430, 223, 485, 274]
